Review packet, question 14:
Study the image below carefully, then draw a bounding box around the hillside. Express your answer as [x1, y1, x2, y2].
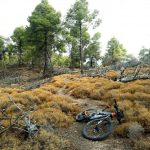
[0, 68, 149, 149]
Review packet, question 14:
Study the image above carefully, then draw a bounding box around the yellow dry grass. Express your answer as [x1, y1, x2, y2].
[0, 128, 71, 150]
[0, 87, 79, 128]
[65, 76, 150, 129]
[0, 72, 149, 149]
[0, 75, 80, 149]
[105, 70, 119, 80]
[132, 138, 150, 150]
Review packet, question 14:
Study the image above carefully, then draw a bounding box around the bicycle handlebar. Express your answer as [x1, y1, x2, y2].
[113, 100, 123, 124]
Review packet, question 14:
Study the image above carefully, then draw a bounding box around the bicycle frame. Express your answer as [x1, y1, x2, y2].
[83, 108, 116, 122]
[89, 111, 112, 120]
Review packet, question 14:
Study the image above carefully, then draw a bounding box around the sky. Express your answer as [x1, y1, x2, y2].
[0, 0, 150, 57]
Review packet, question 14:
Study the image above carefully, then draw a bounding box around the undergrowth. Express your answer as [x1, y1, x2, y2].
[0, 73, 149, 149]
[64, 75, 150, 133]
[0, 74, 80, 149]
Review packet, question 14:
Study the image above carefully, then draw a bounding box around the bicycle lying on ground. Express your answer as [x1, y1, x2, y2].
[76, 100, 124, 141]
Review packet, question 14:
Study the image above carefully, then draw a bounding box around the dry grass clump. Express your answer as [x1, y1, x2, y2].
[103, 82, 123, 91]
[30, 95, 80, 127]
[65, 77, 96, 98]
[40, 84, 58, 94]
[132, 138, 150, 150]
[117, 100, 150, 127]
[121, 85, 143, 94]
[32, 89, 54, 103]
[65, 77, 112, 99]
[105, 70, 119, 80]
[0, 88, 23, 95]
[35, 129, 71, 150]
[114, 122, 139, 137]
[121, 84, 149, 94]
[0, 96, 10, 109]
[31, 108, 73, 128]
[134, 80, 150, 86]
[71, 87, 91, 98]
[50, 95, 80, 115]
[65, 81, 81, 93]
[66, 77, 123, 100]
[50, 75, 66, 88]
[89, 89, 104, 100]
[0, 129, 72, 150]
[65, 76, 150, 103]
[134, 92, 150, 101]
[0, 89, 79, 128]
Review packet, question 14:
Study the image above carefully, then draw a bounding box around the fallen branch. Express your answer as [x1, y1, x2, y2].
[0, 96, 39, 137]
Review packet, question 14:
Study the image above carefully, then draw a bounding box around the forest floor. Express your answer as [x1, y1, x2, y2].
[0, 67, 149, 150]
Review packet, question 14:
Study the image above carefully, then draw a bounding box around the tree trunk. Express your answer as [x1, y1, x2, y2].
[43, 31, 53, 77]
[79, 21, 83, 74]
[90, 56, 93, 68]
[8, 53, 11, 65]
[31, 56, 35, 68]
[48, 52, 53, 73]
[70, 48, 74, 70]
[43, 32, 48, 76]
[18, 41, 22, 67]
[2, 53, 6, 78]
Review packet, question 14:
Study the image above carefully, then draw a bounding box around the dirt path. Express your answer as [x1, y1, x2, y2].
[57, 80, 132, 150]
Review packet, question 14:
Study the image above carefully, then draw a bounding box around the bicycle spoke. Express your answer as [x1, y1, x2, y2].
[86, 120, 110, 138]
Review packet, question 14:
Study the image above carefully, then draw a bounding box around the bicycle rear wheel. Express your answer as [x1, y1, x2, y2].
[82, 119, 112, 141]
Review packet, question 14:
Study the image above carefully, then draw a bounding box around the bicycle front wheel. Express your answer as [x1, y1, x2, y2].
[82, 119, 112, 141]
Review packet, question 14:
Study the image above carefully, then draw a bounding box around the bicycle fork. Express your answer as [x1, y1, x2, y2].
[94, 116, 110, 133]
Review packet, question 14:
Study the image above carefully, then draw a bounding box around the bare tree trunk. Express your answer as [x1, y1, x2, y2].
[79, 21, 83, 74]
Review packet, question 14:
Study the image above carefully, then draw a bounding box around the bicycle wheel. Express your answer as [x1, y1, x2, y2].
[82, 119, 113, 141]
[76, 109, 97, 122]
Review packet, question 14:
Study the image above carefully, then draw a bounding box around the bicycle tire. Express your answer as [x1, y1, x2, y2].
[76, 109, 97, 122]
[82, 119, 113, 141]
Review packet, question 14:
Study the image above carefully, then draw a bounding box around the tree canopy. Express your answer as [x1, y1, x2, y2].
[2, 0, 149, 76]
[0, 36, 4, 53]
[27, 0, 63, 76]
[139, 47, 150, 64]
[102, 37, 127, 66]
[64, 0, 101, 73]
[11, 26, 26, 66]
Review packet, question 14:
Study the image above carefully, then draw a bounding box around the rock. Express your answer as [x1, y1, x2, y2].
[128, 124, 144, 139]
